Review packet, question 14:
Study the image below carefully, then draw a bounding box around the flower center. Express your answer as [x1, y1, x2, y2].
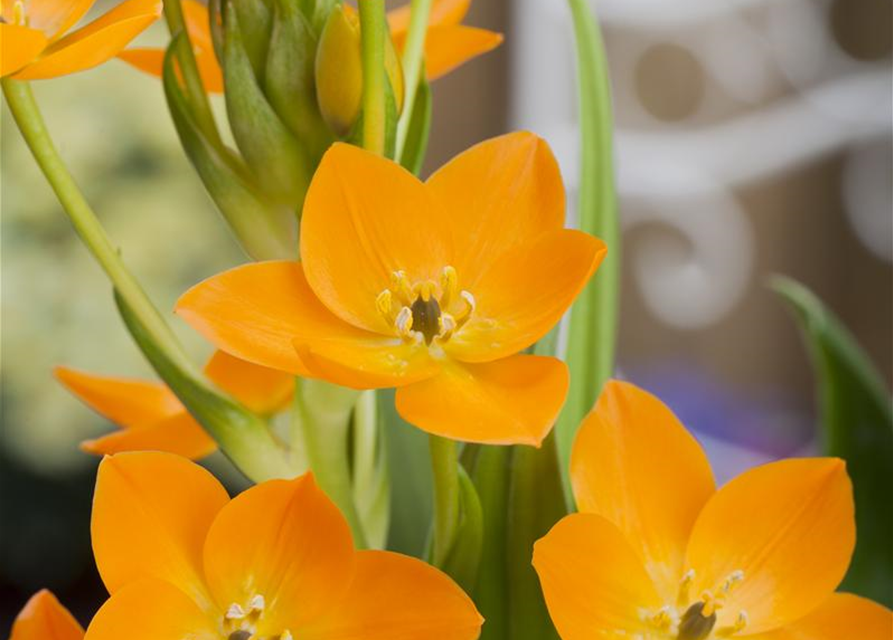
[376, 266, 475, 346]
[223, 594, 292, 640]
[643, 569, 749, 639]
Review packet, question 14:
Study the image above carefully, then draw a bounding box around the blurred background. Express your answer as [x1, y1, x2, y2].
[1, 0, 891, 630]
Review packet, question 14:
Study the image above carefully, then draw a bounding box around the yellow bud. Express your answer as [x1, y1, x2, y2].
[315, 4, 404, 138]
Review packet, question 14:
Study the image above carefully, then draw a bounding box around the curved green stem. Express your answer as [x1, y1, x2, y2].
[162, 0, 222, 147]
[3, 78, 292, 482]
[429, 434, 460, 566]
[557, 0, 619, 503]
[358, 0, 387, 154]
[2, 79, 187, 369]
[395, 0, 433, 159]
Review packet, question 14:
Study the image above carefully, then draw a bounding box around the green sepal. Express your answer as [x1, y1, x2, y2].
[163, 37, 297, 260]
[506, 436, 565, 640]
[772, 276, 893, 606]
[232, 0, 273, 82]
[224, 1, 313, 207]
[265, 0, 333, 161]
[207, 0, 225, 65]
[114, 291, 294, 482]
[399, 77, 432, 174]
[440, 466, 484, 593]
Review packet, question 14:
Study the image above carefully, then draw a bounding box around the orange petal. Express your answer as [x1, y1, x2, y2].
[749, 593, 892, 640]
[297, 337, 440, 390]
[532, 513, 663, 640]
[202, 473, 355, 634]
[388, 0, 471, 35]
[21, 0, 95, 40]
[177, 261, 380, 377]
[84, 579, 217, 640]
[80, 412, 217, 460]
[0, 24, 47, 77]
[446, 229, 606, 363]
[92, 452, 228, 607]
[426, 132, 566, 287]
[570, 380, 715, 602]
[54, 366, 182, 429]
[300, 143, 453, 333]
[421, 25, 502, 81]
[395, 355, 568, 445]
[181, 0, 214, 51]
[13, 0, 161, 80]
[303, 550, 483, 640]
[204, 350, 293, 415]
[10, 590, 84, 640]
[685, 458, 855, 633]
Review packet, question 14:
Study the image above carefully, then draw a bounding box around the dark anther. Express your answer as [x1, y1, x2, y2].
[677, 602, 717, 640]
[228, 632, 252, 640]
[410, 295, 442, 345]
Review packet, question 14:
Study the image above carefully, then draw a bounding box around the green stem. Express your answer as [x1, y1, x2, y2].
[429, 434, 460, 566]
[162, 0, 222, 147]
[3, 78, 293, 482]
[2, 79, 186, 370]
[358, 0, 387, 154]
[395, 0, 433, 159]
[295, 379, 368, 548]
[558, 0, 619, 502]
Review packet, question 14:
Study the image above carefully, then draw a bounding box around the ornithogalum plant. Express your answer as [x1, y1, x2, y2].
[2, 0, 891, 638]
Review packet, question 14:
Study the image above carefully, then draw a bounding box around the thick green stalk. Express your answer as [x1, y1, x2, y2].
[294, 379, 368, 548]
[557, 0, 619, 500]
[429, 435, 460, 566]
[395, 0, 433, 159]
[161, 0, 221, 146]
[3, 79, 292, 481]
[358, 0, 387, 154]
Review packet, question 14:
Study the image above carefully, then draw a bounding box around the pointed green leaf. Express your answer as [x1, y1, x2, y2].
[772, 276, 892, 606]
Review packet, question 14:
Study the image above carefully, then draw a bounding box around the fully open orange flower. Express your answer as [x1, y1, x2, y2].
[84, 451, 483, 640]
[0, 0, 161, 79]
[119, 0, 500, 92]
[55, 350, 292, 459]
[533, 380, 892, 640]
[10, 590, 84, 640]
[176, 132, 605, 445]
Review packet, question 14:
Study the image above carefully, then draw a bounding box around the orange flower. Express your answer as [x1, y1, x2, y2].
[532, 380, 893, 640]
[10, 590, 83, 640]
[388, 0, 503, 81]
[176, 132, 606, 446]
[117, 0, 222, 93]
[0, 0, 161, 79]
[84, 451, 483, 640]
[119, 0, 500, 92]
[56, 350, 292, 459]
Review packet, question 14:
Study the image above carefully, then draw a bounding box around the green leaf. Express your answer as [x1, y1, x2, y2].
[442, 467, 484, 592]
[115, 292, 294, 482]
[772, 276, 892, 606]
[557, 0, 619, 504]
[469, 445, 511, 640]
[163, 38, 297, 261]
[506, 436, 566, 640]
[398, 77, 432, 175]
[380, 389, 434, 556]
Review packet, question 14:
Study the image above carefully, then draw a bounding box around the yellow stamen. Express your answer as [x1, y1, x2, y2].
[13, 0, 27, 26]
[441, 266, 458, 309]
[376, 289, 393, 319]
[390, 271, 413, 306]
[678, 569, 696, 607]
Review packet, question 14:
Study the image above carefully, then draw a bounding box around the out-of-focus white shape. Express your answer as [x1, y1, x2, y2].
[624, 184, 754, 329]
[767, 0, 832, 87]
[702, 17, 773, 104]
[843, 142, 893, 263]
[597, 0, 800, 30]
[617, 71, 891, 197]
